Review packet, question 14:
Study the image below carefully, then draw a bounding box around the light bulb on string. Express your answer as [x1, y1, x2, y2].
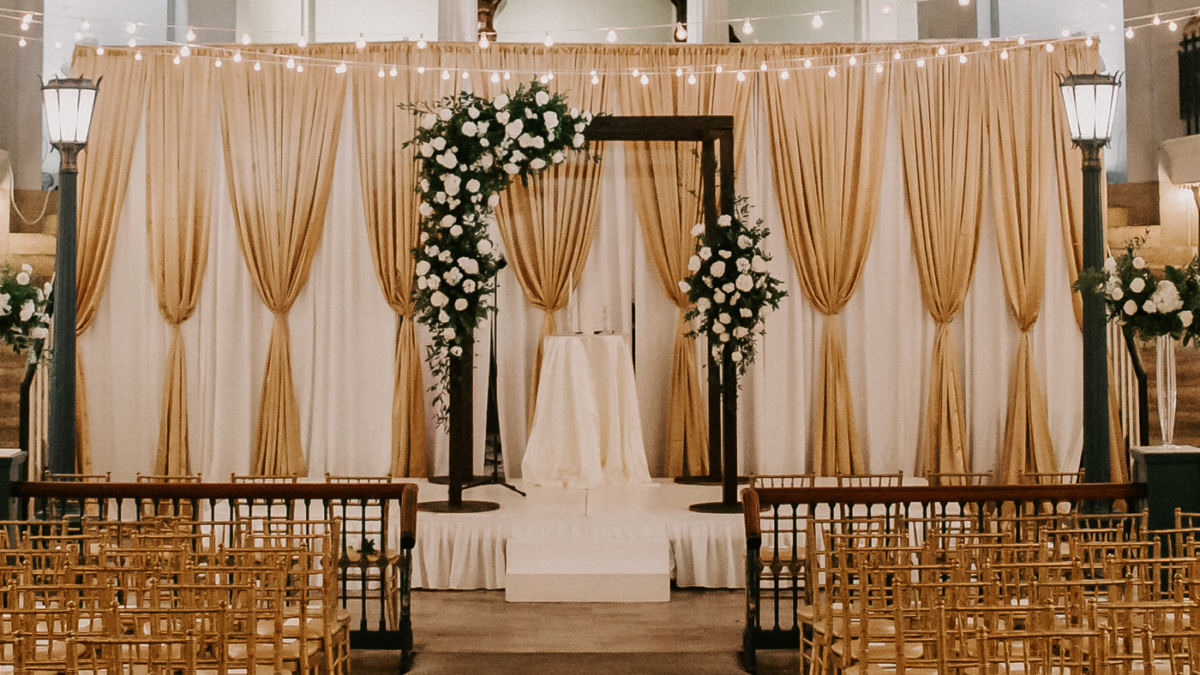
[1170, 21, 1179, 31]
[378, 68, 385, 78]
[736, 71, 746, 82]
[715, 64, 723, 73]
[938, 46, 947, 56]
[21, 13, 32, 24]
[418, 66, 425, 74]
[640, 73, 649, 85]
[233, 50, 242, 62]
[20, 21, 29, 31]
[504, 71, 511, 80]
[127, 38, 136, 48]
[881, 4, 891, 14]
[849, 55, 857, 65]
[875, 63, 883, 74]
[134, 51, 142, 61]
[1153, 14, 1161, 25]
[1126, 26, 1134, 39]
[607, 28, 617, 43]
[173, 55, 181, 65]
[811, 13, 823, 28]
[591, 74, 600, 84]
[180, 44, 191, 57]
[959, 54, 967, 64]
[675, 23, 688, 40]
[780, 70, 789, 79]
[687, 73, 697, 84]
[95, 46, 104, 55]
[491, 72, 500, 83]
[254, 61, 262, 71]
[917, 58, 925, 67]
[894, 50, 902, 60]
[1045, 43, 1054, 52]
[18, 37, 26, 47]
[463, 71, 471, 80]
[827, 66, 836, 77]
[479, 33, 490, 49]
[1086, 36, 1094, 46]
[742, 17, 754, 35]
[356, 34, 366, 49]
[392, 66, 399, 77]
[804, 58, 813, 68]
[187, 27, 197, 42]
[298, 35, 307, 47]
[543, 32, 554, 47]
[1061, 29, 1070, 37]
[1000, 49, 1009, 60]
[1017, 36, 1025, 44]
[760, 61, 768, 71]
[242, 33, 251, 45]
[442, 69, 450, 80]
[215, 58, 222, 68]
[126, 22, 137, 35]
[417, 34, 427, 49]
[286, 57, 295, 69]
[983, 38, 991, 46]
[677, 67, 684, 77]
[632, 67, 640, 77]
[335, 62, 347, 74]
[81, 19, 89, 29]
[957, 0, 969, 5]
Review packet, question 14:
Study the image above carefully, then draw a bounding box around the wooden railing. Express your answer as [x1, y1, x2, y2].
[740, 481, 1149, 673]
[8, 480, 419, 655]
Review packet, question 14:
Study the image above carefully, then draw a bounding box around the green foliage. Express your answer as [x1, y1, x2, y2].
[1075, 247, 1200, 345]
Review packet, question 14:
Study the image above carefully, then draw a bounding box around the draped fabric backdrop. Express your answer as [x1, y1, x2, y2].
[71, 40, 1100, 484]
[897, 47, 985, 477]
[71, 51, 149, 474]
[144, 57, 215, 476]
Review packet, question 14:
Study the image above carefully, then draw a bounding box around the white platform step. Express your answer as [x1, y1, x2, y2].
[505, 537, 671, 602]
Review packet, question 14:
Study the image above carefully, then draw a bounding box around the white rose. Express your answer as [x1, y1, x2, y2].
[720, 333, 730, 342]
[678, 280, 691, 293]
[710, 261, 726, 277]
[691, 223, 704, 237]
[734, 327, 749, 338]
[445, 268, 463, 286]
[436, 151, 458, 169]
[526, 108, 537, 120]
[419, 203, 434, 217]
[718, 215, 732, 227]
[480, 154, 494, 170]
[504, 164, 520, 175]
[427, 275, 442, 290]
[418, 277, 428, 290]
[518, 133, 534, 148]
[712, 346, 723, 359]
[431, 137, 447, 151]
[1182, 310, 1194, 327]
[736, 274, 754, 292]
[419, 178, 431, 192]
[752, 256, 767, 273]
[443, 328, 456, 340]
[738, 235, 753, 249]
[575, 122, 586, 133]
[1143, 300, 1156, 313]
[552, 152, 565, 164]
[463, 280, 477, 293]
[438, 108, 452, 121]
[478, 239, 493, 255]
[511, 150, 526, 162]
[1111, 287, 1124, 301]
[731, 351, 743, 363]
[455, 298, 468, 311]
[438, 310, 449, 323]
[740, 308, 752, 318]
[467, 179, 480, 193]
[713, 322, 726, 334]
[16, 273, 29, 287]
[0, 294, 10, 315]
[699, 247, 712, 260]
[443, 176, 461, 197]
[718, 313, 731, 324]
[430, 291, 449, 307]
[458, 258, 480, 275]
[736, 258, 750, 273]
[441, 215, 456, 228]
[531, 158, 546, 170]
[487, 194, 500, 208]
[1104, 257, 1117, 273]
[1130, 277, 1146, 293]
[450, 346, 463, 356]
[416, 261, 431, 276]
[450, 225, 463, 237]
[714, 290, 726, 304]
[570, 107, 580, 117]
[426, 245, 440, 257]
[506, 120, 525, 138]
[583, 112, 593, 122]
[1133, 257, 1146, 269]
[43, 282, 52, 296]
[696, 298, 711, 312]
[420, 143, 434, 158]
[462, 121, 478, 136]
[730, 292, 741, 304]
[573, 134, 585, 148]
[496, 111, 511, 125]
[495, 94, 510, 108]
[422, 113, 437, 129]
[535, 91, 550, 106]
[468, 107, 480, 119]
[31, 327, 48, 339]
[544, 111, 559, 129]
[688, 256, 701, 272]
[434, 192, 447, 204]
[722, 283, 735, 293]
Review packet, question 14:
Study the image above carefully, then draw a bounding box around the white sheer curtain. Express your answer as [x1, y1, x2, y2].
[82, 72, 1083, 482]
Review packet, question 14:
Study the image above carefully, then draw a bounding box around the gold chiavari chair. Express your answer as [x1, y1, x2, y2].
[925, 471, 992, 487]
[750, 474, 816, 489]
[837, 472, 904, 488]
[66, 632, 199, 675]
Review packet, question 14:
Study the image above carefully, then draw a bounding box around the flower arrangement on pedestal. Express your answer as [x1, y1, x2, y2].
[1080, 248, 1200, 343]
[407, 83, 595, 419]
[0, 264, 53, 364]
[679, 198, 786, 373]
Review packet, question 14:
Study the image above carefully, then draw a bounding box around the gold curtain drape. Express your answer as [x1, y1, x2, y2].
[219, 47, 347, 476]
[1048, 44, 1128, 481]
[617, 46, 753, 477]
[145, 57, 215, 477]
[898, 51, 986, 477]
[764, 46, 892, 476]
[479, 48, 614, 428]
[352, 44, 465, 478]
[71, 50, 149, 474]
[988, 48, 1059, 482]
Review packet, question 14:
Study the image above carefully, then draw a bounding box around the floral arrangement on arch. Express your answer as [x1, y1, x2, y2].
[679, 197, 786, 374]
[0, 263, 53, 363]
[1079, 247, 1200, 344]
[406, 82, 596, 418]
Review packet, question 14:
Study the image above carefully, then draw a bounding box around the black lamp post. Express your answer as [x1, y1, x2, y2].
[1058, 71, 1122, 485]
[42, 76, 99, 477]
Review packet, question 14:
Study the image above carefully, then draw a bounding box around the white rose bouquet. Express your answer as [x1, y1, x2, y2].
[680, 197, 786, 374]
[406, 82, 597, 419]
[0, 263, 53, 363]
[1078, 247, 1200, 344]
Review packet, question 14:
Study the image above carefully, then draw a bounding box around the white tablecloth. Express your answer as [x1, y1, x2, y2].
[522, 334, 652, 488]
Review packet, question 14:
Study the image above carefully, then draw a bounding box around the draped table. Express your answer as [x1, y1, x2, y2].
[522, 334, 653, 488]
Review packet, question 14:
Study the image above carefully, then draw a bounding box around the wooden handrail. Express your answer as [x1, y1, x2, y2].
[748, 481, 1146, 507]
[741, 487, 762, 547]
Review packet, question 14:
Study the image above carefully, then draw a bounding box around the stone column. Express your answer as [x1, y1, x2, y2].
[439, 0, 478, 42]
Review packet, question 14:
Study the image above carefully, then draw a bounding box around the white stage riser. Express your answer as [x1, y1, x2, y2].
[505, 538, 671, 602]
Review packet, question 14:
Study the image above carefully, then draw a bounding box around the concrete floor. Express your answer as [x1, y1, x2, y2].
[351, 588, 800, 674]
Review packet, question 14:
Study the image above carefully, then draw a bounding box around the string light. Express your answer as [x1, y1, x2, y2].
[1126, 26, 1135, 38]
[780, 70, 789, 79]
[875, 63, 884, 74]
[214, 58, 222, 67]
[543, 32, 553, 47]
[335, 62, 347, 74]
[21, 13, 32, 24]
[958, 0, 969, 5]
[736, 70, 746, 81]
[677, 67, 684, 76]
[607, 28, 617, 43]
[418, 66, 425, 74]
[296, 64, 304, 73]
[882, 4, 891, 14]
[233, 50, 242, 63]
[81, 19, 89, 29]
[687, 73, 697, 85]
[127, 38, 136, 48]
[463, 70, 470, 79]
[173, 55, 181, 65]
[811, 13, 824, 28]
[18, 37, 25, 47]
[504, 71, 511, 80]
[241, 32, 251, 45]
[19, 20, 29, 31]
[917, 58, 925, 67]
[632, 67, 640, 77]
[1045, 43, 1054, 52]
[848, 55, 857, 65]
[675, 23, 688, 40]
[715, 64, 723, 73]
[827, 66, 836, 77]
[186, 26, 197, 42]
[180, 44, 190, 57]
[983, 39, 991, 46]
[1085, 36, 1094, 46]
[378, 67, 385, 78]
[1017, 36, 1026, 44]
[479, 33, 490, 49]
[442, 69, 450, 80]
[1153, 14, 1162, 25]
[1061, 29, 1071, 37]
[417, 34, 427, 49]
[591, 74, 600, 84]
[640, 73, 649, 85]
[286, 56, 295, 69]
[95, 46, 104, 55]
[938, 46, 947, 56]
[491, 72, 500, 83]
[742, 17, 754, 35]
[1171, 21, 1179, 31]
[894, 50, 902, 60]
[804, 59, 813, 68]
[126, 22, 137, 35]
[1001, 49, 1009, 60]
[254, 61, 261, 71]
[298, 35, 308, 47]
[356, 34, 366, 49]
[134, 50, 141, 61]
[959, 54, 968, 64]
[759, 61, 768, 71]
[392, 66, 399, 77]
